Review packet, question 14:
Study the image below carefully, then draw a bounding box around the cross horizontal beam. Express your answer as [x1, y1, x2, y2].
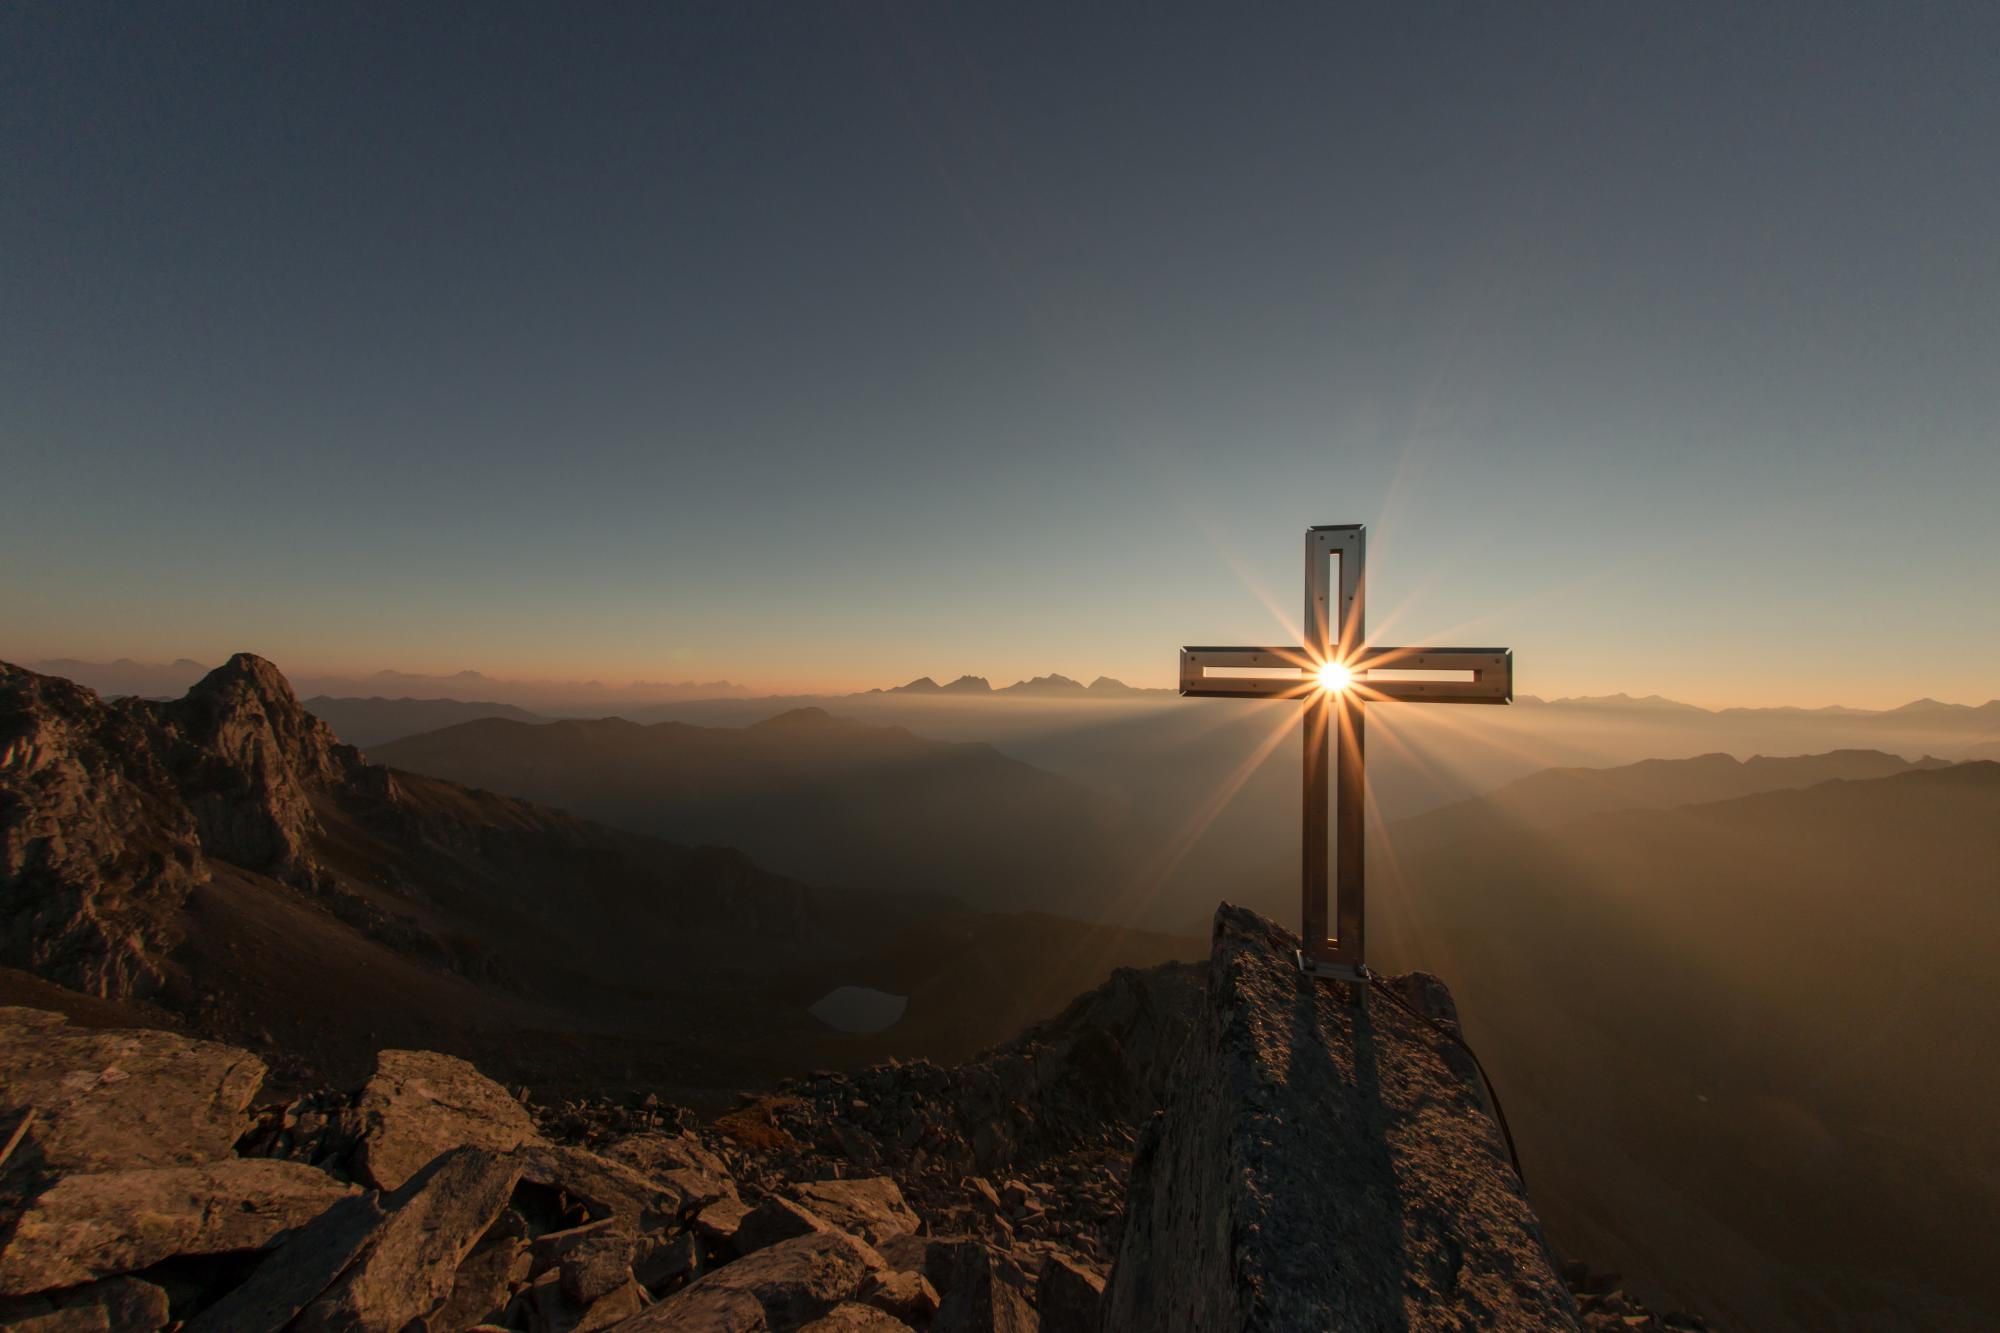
[1179, 645, 1513, 702]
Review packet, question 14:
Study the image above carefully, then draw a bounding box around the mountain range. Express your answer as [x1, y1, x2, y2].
[368, 710, 1142, 914]
[0, 655, 1200, 1105]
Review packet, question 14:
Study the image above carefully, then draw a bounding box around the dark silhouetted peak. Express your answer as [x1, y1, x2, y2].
[938, 675, 992, 694]
[1549, 692, 1707, 713]
[887, 676, 942, 693]
[998, 673, 1087, 696]
[747, 706, 843, 732]
[1885, 696, 1987, 716]
[1087, 676, 1140, 694]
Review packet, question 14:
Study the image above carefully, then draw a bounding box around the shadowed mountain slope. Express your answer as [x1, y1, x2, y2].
[302, 695, 548, 748]
[370, 709, 1142, 914]
[1403, 748, 1951, 834]
[0, 657, 1200, 1105]
[1363, 763, 2000, 1333]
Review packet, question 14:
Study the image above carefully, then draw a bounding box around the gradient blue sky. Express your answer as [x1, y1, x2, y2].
[4, 3, 1996, 705]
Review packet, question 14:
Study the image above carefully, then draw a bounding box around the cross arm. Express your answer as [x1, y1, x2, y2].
[1179, 645, 1512, 703]
[1357, 646, 1513, 704]
[1179, 646, 1318, 698]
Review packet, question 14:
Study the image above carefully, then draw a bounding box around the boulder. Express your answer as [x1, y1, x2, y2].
[633, 1231, 700, 1290]
[293, 1146, 522, 1332]
[436, 1209, 532, 1330]
[734, 1196, 832, 1256]
[660, 1165, 738, 1214]
[931, 1243, 1037, 1333]
[0, 1159, 356, 1295]
[1102, 904, 1580, 1331]
[604, 1131, 728, 1180]
[1034, 1254, 1103, 1333]
[798, 1304, 915, 1330]
[612, 1231, 886, 1331]
[0, 1009, 264, 1172]
[546, 1225, 638, 1305]
[922, 1238, 1025, 1303]
[347, 1049, 537, 1190]
[692, 1196, 753, 1253]
[516, 1142, 686, 1230]
[0, 1277, 170, 1333]
[789, 1178, 921, 1248]
[573, 1279, 646, 1332]
[998, 1181, 1037, 1219]
[186, 1193, 388, 1333]
[606, 1287, 766, 1331]
[858, 1268, 940, 1326]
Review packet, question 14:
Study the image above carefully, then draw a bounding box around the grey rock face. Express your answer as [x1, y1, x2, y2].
[0, 668, 205, 996]
[347, 1047, 539, 1190]
[797, 1304, 914, 1330]
[0, 1159, 357, 1295]
[293, 1146, 523, 1332]
[186, 1193, 389, 1333]
[515, 1141, 689, 1231]
[787, 1178, 921, 1249]
[0, 654, 362, 998]
[735, 1196, 835, 1256]
[1103, 903, 1581, 1332]
[0, 1006, 265, 1172]
[620, 1230, 887, 1331]
[1033, 1253, 1103, 1333]
[930, 1242, 1037, 1333]
[0, 1276, 170, 1333]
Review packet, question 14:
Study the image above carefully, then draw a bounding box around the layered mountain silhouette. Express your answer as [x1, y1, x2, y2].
[0, 656, 1199, 1103]
[369, 709, 1142, 914]
[301, 695, 548, 748]
[1356, 761, 2000, 1332]
[1403, 748, 1953, 833]
[877, 672, 1160, 696]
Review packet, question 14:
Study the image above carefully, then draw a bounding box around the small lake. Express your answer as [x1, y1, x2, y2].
[809, 985, 908, 1035]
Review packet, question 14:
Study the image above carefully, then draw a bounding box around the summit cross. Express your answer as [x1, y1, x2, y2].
[1180, 524, 1513, 981]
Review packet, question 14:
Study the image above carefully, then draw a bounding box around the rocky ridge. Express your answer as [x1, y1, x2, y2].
[2, 654, 405, 999]
[1, 908, 1706, 1331]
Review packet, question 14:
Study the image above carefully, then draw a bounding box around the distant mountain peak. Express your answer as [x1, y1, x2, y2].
[999, 673, 1087, 696]
[887, 676, 942, 693]
[938, 675, 992, 694]
[747, 706, 842, 731]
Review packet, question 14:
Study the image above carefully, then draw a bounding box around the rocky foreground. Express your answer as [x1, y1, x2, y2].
[0, 904, 1706, 1332]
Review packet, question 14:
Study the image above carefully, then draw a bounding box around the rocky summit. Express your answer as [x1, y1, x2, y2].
[0, 906, 1705, 1331]
[1108, 907, 1572, 1330]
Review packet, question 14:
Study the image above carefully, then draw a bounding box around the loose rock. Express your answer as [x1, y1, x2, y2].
[0, 1159, 356, 1295]
[348, 1049, 538, 1191]
[0, 1008, 265, 1173]
[293, 1146, 521, 1332]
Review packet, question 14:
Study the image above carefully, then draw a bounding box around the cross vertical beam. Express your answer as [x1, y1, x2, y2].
[1306, 524, 1367, 974]
[1180, 523, 1512, 981]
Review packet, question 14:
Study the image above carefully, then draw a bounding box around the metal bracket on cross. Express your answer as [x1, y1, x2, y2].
[1180, 524, 1513, 981]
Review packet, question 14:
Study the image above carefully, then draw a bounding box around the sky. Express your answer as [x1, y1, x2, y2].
[3, 3, 1996, 707]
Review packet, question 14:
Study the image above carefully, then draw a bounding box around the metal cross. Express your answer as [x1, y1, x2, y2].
[1180, 524, 1513, 981]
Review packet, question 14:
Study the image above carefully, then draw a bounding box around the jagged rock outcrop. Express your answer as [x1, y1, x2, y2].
[1103, 904, 1580, 1331]
[0, 654, 366, 997]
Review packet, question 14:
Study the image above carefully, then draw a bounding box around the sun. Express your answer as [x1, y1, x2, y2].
[1317, 661, 1354, 692]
